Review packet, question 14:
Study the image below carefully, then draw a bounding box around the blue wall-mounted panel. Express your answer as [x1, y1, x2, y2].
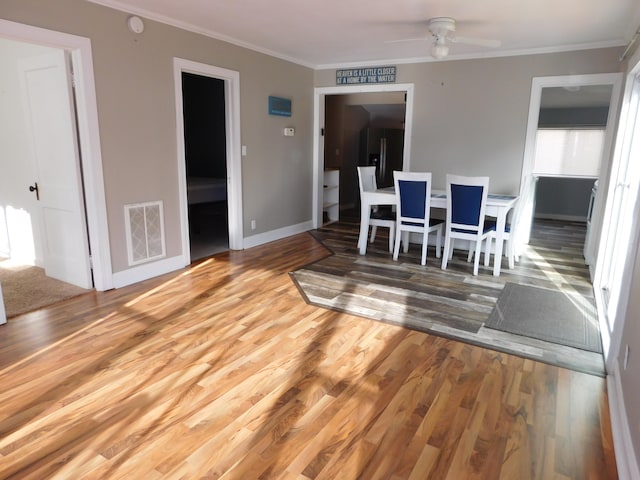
[268, 96, 292, 117]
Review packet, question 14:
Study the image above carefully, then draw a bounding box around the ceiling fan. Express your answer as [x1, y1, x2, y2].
[387, 17, 501, 59]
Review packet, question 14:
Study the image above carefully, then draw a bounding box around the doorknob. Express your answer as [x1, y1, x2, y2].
[29, 182, 40, 201]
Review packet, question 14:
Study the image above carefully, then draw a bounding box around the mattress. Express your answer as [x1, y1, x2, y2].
[187, 177, 227, 204]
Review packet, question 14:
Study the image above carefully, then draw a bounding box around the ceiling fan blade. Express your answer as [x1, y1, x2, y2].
[384, 37, 430, 44]
[451, 35, 501, 48]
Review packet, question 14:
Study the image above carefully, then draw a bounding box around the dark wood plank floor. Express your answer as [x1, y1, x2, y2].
[293, 217, 604, 376]
[0, 225, 617, 479]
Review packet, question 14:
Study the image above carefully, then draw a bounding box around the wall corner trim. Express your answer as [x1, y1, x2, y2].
[607, 362, 640, 480]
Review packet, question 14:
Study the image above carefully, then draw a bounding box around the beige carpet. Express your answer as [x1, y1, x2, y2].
[0, 259, 90, 318]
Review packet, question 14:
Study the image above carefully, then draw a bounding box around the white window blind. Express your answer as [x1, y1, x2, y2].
[533, 128, 605, 177]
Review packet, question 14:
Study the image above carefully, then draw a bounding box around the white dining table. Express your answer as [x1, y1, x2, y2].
[358, 187, 519, 276]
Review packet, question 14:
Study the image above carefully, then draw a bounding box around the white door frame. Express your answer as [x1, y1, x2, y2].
[0, 19, 113, 291]
[312, 83, 415, 228]
[173, 58, 243, 262]
[519, 73, 623, 251]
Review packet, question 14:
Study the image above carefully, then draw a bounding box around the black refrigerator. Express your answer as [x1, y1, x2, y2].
[359, 127, 405, 188]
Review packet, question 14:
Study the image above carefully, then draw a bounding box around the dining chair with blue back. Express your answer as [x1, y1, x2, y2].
[441, 174, 495, 275]
[393, 171, 443, 266]
[357, 166, 396, 252]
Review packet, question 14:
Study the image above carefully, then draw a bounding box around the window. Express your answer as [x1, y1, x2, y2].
[533, 128, 605, 177]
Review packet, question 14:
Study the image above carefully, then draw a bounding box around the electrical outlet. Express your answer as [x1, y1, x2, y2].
[250, 219, 256, 230]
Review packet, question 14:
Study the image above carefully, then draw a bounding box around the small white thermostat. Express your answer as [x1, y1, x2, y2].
[284, 127, 295, 136]
[127, 15, 145, 34]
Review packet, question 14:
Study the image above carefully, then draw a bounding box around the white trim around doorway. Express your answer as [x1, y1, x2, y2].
[312, 83, 415, 229]
[173, 57, 243, 264]
[0, 19, 113, 291]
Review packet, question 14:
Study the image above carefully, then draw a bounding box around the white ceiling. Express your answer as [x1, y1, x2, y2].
[89, 0, 640, 68]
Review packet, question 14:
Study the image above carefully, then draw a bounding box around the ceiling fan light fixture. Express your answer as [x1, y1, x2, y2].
[431, 42, 449, 59]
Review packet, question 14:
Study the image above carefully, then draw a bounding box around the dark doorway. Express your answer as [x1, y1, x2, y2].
[182, 72, 229, 261]
[323, 93, 406, 219]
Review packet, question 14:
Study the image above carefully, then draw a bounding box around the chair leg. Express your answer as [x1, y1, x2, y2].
[370, 225, 377, 243]
[402, 232, 410, 253]
[388, 225, 395, 253]
[506, 237, 515, 269]
[473, 239, 482, 275]
[441, 236, 450, 270]
[421, 232, 428, 266]
[393, 226, 402, 261]
[435, 226, 442, 258]
[484, 237, 491, 267]
[467, 242, 473, 263]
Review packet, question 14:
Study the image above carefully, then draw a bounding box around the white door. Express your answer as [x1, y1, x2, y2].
[19, 50, 92, 289]
[597, 73, 640, 342]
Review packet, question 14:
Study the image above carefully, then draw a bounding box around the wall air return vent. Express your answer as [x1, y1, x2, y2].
[124, 201, 166, 266]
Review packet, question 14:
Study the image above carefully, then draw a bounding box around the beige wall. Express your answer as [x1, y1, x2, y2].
[315, 48, 622, 194]
[1, 0, 314, 274]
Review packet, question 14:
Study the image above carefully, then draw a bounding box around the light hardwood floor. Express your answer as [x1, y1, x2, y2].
[0, 229, 617, 479]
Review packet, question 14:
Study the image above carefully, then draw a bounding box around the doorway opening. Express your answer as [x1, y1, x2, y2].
[324, 92, 406, 222]
[173, 58, 243, 265]
[0, 19, 112, 296]
[519, 73, 623, 361]
[181, 72, 229, 261]
[531, 84, 613, 265]
[313, 83, 415, 229]
[0, 21, 111, 322]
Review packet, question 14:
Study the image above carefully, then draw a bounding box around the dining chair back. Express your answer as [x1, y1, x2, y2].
[393, 171, 443, 265]
[441, 174, 495, 275]
[357, 166, 395, 252]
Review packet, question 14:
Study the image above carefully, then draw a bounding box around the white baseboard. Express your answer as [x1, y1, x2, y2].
[243, 220, 313, 249]
[533, 213, 587, 222]
[112, 255, 187, 289]
[607, 362, 640, 480]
